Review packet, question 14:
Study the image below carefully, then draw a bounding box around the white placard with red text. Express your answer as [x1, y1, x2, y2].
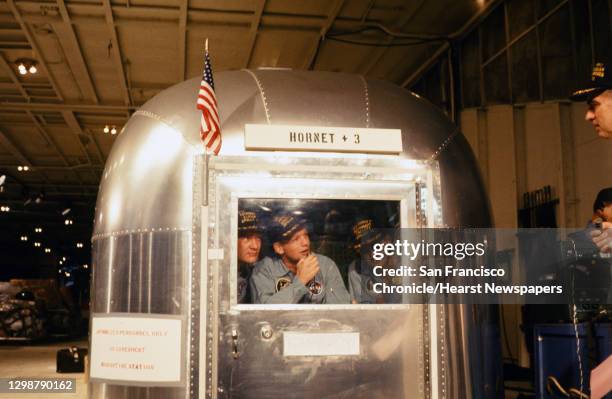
[90, 315, 183, 385]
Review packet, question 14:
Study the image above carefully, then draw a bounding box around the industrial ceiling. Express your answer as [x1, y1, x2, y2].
[0, 0, 496, 270]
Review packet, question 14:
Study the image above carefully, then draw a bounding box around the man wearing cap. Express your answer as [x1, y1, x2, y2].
[569, 58, 612, 256]
[347, 219, 386, 304]
[570, 56, 612, 139]
[571, 59, 612, 398]
[237, 210, 262, 304]
[250, 214, 350, 304]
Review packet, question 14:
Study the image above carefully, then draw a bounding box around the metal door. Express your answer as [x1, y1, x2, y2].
[200, 155, 444, 399]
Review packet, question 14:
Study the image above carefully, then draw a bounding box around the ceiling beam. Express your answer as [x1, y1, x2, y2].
[55, 0, 99, 104]
[178, 0, 188, 81]
[0, 42, 31, 50]
[26, 111, 70, 167]
[360, 0, 427, 76]
[400, 0, 504, 88]
[0, 128, 32, 167]
[61, 111, 96, 168]
[1, 101, 134, 113]
[400, 44, 450, 88]
[16, 2, 393, 29]
[303, 0, 345, 70]
[101, 0, 132, 107]
[61, 111, 106, 175]
[25, 111, 85, 185]
[0, 126, 53, 186]
[244, 0, 266, 68]
[6, 0, 64, 102]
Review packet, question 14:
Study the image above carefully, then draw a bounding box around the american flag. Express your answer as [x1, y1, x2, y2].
[197, 47, 221, 155]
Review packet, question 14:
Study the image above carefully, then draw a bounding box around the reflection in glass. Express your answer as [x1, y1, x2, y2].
[237, 198, 400, 305]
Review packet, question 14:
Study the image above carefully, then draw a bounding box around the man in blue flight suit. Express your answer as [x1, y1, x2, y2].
[250, 214, 350, 304]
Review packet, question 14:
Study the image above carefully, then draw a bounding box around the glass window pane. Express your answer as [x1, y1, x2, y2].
[510, 31, 540, 103]
[540, 6, 573, 99]
[461, 29, 481, 108]
[237, 198, 401, 305]
[572, 0, 593, 86]
[507, 0, 536, 40]
[481, 5, 507, 61]
[537, 0, 564, 18]
[484, 54, 510, 104]
[591, 0, 612, 61]
[424, 62, 444, 111]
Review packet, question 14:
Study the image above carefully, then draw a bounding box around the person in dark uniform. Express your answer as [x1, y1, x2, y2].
[570, 55, 612, 140]
[347, 218, 385, 304]
[237, 210, 262, 304]
[250, 214, 350, 304]
[570, 57, 612, 255]
[571, 59, 612, 397]
[347, 218, 400, 304]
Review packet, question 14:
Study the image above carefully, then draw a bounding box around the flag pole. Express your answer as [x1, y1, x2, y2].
[203, 38, 210, 202]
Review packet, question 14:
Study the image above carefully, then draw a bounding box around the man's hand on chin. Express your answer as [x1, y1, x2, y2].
[591, 222, 612, 253]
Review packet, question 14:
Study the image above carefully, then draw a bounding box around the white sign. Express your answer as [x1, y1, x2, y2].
[283, 332, 360, 356]
[90, 315, 183, 385]
[244, 124, 402, 154]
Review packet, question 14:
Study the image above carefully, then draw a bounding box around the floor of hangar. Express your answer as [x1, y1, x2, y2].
[0, 338, 88, 399]
[0, 338, 534, 399]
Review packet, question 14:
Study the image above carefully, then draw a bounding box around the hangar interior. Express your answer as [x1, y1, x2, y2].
[0, 0, 611, 398]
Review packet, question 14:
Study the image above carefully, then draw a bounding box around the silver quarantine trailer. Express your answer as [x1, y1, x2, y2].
[88, 70, 501, 399]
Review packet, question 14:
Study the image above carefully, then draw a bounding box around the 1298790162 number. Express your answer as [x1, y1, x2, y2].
[1, 378, 76, 393]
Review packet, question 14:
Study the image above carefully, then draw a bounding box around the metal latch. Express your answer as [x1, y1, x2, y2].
[231, 329, 239, 359]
